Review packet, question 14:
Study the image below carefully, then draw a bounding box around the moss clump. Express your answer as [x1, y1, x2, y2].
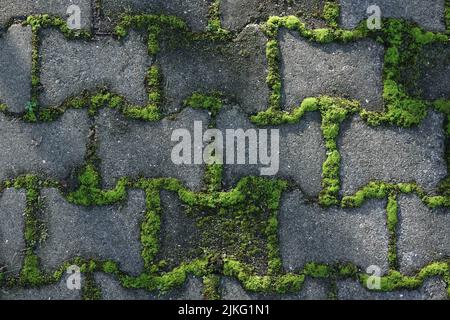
[323, 1, 340, 28]
[203, 274, 220, 300]
[183, 92, 223, 117]
[67, 164, 127, 206]
[20, 254, 45, 286]
[82, 274, 102, 300]
[303, 263, 331, 278]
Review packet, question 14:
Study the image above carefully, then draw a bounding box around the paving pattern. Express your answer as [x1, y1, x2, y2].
[0, 0, 449, 300]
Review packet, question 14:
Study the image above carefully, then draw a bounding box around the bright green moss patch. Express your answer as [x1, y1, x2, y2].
[67, 164, 128, 206]
[183, 92, 223, 118]
[323, 1, 340, 28]
[20, 253, 45, 286]
[359, 262, 450, 292]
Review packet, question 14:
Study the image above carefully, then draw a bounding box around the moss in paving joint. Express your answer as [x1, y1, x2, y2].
[387, 193, 398, 269]
[359, 261, 450, 293]
[322, 1, 340, 28]
[203, 274, 221, 300]
[67, 163, 128, 206]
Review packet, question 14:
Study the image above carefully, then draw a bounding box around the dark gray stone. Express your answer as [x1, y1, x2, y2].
[339, 111, 447, 196]
[337, 277, 448, 300]
[397, 194, 450, 275]
[158, 24, 269, 114]
[96, 107, 210, 191]
[39, 29, 150, 107]
[156, 191, 201, 271]
[280, 29, 384, 111]
[0, 24, 32, 113]
[279, 189, 390, 273]
[220, 0, 326, 31]
[220, 277, 330, 300]
[37, 189, 146, 275]
[415, 43, 450, 101]
[0, 189, 26, 276]
[0, 110, 90, 182]
[216, 105, 326, 198]
[0, 274, 83, 300]
[102, 0, 212, 32]
[340, 0, 446, 31]
[0, 0, 92, 29]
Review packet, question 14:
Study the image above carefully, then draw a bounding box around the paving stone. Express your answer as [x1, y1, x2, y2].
[339, 0, 446, 31]
[415, 43, 450, 101]
[0, 189, 26, 276]
[96, 108, 209, 190]
[158, 24, 269, 114]
[39, 29, 150, 108]
[102, 0, 212, 32]
[397, 194, 450, 275]
[279, 189, 390, 273]
[0, 0, 92, 29]
[339, 111, 447, 196]
[0, 24, 32, 113]
[37, 189, 146, 276]
[337, 277, 448, 300]
[220, 0, 326, 31]
[0, 274, 83, 300]
[216, 105, 325, 197]
[155, 191, 201, 271]
[280, 29, 384, 111]
[220, 277, 330, 300]
[0, 110, 89, 182]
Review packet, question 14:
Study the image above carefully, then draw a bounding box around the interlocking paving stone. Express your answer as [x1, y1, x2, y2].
[94, 273, 204, 300]
[39, 29, 150, 107]
[337, 277, 448, 300]
[0, 24, 32, 113]
[415, 43, 450, 101]
[0, 274, 83, 300]
[280, 29, 384, 111]
[339, 0, 446, 31]
[96, 108, 210, 191]
[397, 194, 450, 275]
[216, 105, 325, 197]
[37, 189, 146, 276]
[339, 111, 447, 196]
[0, 189, 26, 276]
[220, 277, 330, 300]
[102, 0, 212, 32]
[220, 0, 325, 31]
[279, 189, 390, 273]
[0, 110, 89, 182]
[0, 0, 92, 29]
[155, 191, 201, 271]
[158, 24, 269, 114]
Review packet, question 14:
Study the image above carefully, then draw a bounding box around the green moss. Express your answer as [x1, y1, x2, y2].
[102, 261, 119, 274]
[82, 274, 102, 300]
[183, 92, 223, 118]
[20, 254, 45, 286]
[207, 0, 229, 38]
[323, 1, 340, 28]
[303, 263, 332, 278]
[203, 274, 220, 300]
[67, 164, 127, 206]
[360, 262, 449, 292]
